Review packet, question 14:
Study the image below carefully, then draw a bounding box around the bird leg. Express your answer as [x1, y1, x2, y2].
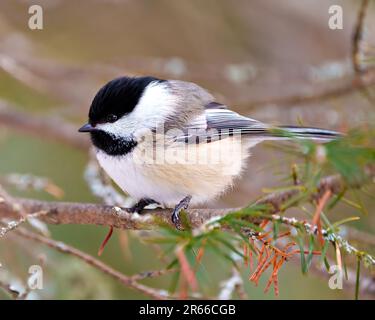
[171, 195, 192, 229]
[128, 198, 158, 213]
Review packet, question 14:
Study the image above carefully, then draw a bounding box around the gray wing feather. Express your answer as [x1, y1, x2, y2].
[205, 108, 266, 132]
[170, 106, 269, 143]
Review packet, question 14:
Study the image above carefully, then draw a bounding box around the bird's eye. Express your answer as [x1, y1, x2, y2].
[107, 114, 118, 123]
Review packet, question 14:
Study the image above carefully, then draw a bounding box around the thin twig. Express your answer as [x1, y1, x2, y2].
[218, 267, 246, 300]
[0, 211, 46, 238]
[0, 101, 89, 151]
[272, 215, 375, 266]
[248, 69, 375, 107]
[352, 0, 370, 73]
[130, 268, 177, 281]
[295, 257, 375, 299]
[12, 227, 172, 300]
[0, 279, 21, 299]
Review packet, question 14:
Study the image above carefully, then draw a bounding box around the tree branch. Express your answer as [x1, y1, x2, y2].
[352, 0, 370, 73]
[1, 197, 234, 230]
[0, 101, 89, 151]
[0, 280, 22, 300]
[1, 171, 372, 230]
[11, 227, 173, 300]
[249, 69, 375, 107]
[1, 68, 375, 155]
[290, 256, 375, 299]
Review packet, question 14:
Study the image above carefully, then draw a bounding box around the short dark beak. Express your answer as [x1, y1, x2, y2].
[78, 123, 95, 133]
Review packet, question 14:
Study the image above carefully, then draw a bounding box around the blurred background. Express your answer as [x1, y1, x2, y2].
[0, 0, 374, 299]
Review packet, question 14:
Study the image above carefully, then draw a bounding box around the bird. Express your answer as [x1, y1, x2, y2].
[79, 76, 340, 228]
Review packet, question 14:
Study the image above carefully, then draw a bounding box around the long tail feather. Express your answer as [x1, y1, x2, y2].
[274, 126, 342, 141]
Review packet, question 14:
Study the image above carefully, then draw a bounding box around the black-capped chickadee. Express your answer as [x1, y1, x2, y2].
[79, 76, 340, 228]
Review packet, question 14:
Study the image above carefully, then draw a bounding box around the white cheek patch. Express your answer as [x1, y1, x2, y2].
[96, 81, 178, 138]
[135, 81, 178, 124]
[96, 116, 137, 137]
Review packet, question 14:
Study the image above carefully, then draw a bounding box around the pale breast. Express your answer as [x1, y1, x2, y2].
[96, 136, 252, 207]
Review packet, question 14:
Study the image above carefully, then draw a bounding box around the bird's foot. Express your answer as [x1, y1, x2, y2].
[171, 195, 192, 230]
[128, 198, 158, 214]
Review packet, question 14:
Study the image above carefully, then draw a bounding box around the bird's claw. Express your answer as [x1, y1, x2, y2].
[171, 209, 182, 230]
[128, 198, 158, 214]
[170, 195, 192, 230]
